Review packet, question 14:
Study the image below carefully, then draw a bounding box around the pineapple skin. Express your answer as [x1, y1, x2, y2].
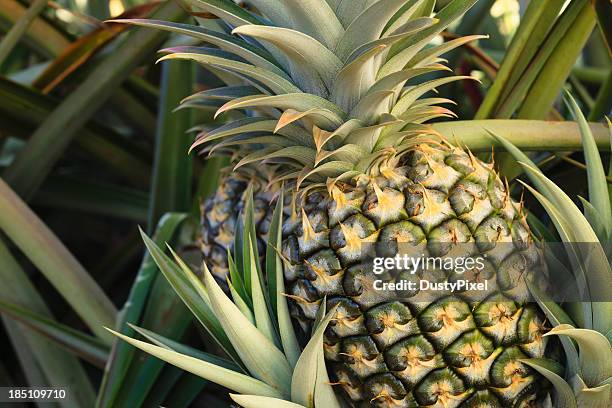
[201, 144, 553, 407]
[284, 144, 551, 407]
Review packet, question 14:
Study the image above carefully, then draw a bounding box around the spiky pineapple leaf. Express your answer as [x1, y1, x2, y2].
[201, 262, 293, 396]
[183, 85, 260, 104]
[158, 52, 300, 95]
[379, 0, 478, 77]
[248, 235, 281, 347]
[267, 190, 301, 368]
[520, 359, 577, 408]
[232, 25, 342, 89]
[516, 178, 607, 332]
[571, 375, 611, 408]
[230, 394, 306, 408]
[228, 278, 256, 324]
[225, 250, 248, 309]
[129, 324, 241, 372]
[520, 164, 612, 316]
[335, 0, 410, 61]
[564, 91, 612, 236]
[291, 305, 341, 408]
[182, 0, 262, 25]
[578, 197, 608, 243]
[391, 75, 472, 116]
[346, 17, 439, 64]
[0, 300, 108, 368]
[332, 44, 387, 111]
[246, 0, 343, 49]
[215, 94, 346, 125]
[545, 325, 612, 387]
[0, 179, 115, 343]
[107, 328, 283, 398]
[139, 229, 238, 362]
[109, 19, 284, 76]
[528, 284, 580, 377]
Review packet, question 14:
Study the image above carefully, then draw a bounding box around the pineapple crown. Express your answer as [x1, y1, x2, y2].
[114, 0, 484, 190]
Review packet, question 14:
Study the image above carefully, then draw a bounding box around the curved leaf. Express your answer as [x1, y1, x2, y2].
[379, 0, 478, 77]
[202, 264, 293, 396]
[335, 0, 408, 61]
[246, 0, 343, 49]
[129, 324, 241, 372]
[564, 92, 612, 235]
[107, 19, 284, 76]
[391, 75, 472, 116]
[139, 230, 238, 362]
[108, 329, 283, 398]
[232, 25, 342, 89]
[291, 305, 341, 408]
[158, 52, 300, 95]
[0, 179, 116, 343]
[266, 190, 301, 367]
[183, 0, 261, 25]
[0, 299, 108, 369]
[520, 359, 577, 408]
[545, 325, 612, 387]
[216, 94, 346, 125]
[332, 44, 388, 111]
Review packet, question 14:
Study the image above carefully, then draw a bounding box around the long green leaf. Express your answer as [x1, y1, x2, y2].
[108, 329, 284, 398]
[159, 51, 301, 95]
[247, 235, 279, 346]
[493, 0, 591, 119]
[139, 228, 237, 359]
[269, 191, 301, 368]
[232, 25, 341, 89]
[0, 178, 116, 342]
[0, 76, 150, 186]
[545, 325, 612, 387]
[0, 0, 47, 64]
[0, 240, 95, 408]
[108, 19, 284, 76]
[517, 2, 596, 119]
[520, 359, 577, 408]
[96, 213, 189, 408]
[334, 0, 409, 61]
[476, 0, 565, 119]
[564, 92, 612, 234]
[202, 262, 292, 396]
[130, 324, 241, 371]
[291, 305, 341, 408]
[147, 59, 195, 228]
[0, 299, 109, 368]
[3, 1, 184, 199]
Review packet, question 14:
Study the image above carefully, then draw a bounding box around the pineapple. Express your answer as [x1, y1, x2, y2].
[117, 0, 561, 406]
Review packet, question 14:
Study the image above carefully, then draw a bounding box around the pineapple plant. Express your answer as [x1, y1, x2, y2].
[106, 0, 611, 407]
[113, 95, 612, 407]
[1, 0, 610, 405]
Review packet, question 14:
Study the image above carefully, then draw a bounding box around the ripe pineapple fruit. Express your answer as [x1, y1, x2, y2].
[120, 0, 559, 406]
